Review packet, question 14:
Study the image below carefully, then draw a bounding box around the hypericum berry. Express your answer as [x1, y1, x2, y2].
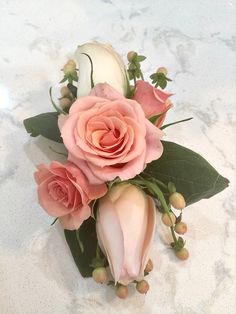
[161, 212, 176, 227]
[175, 248, 189, 261]
[156, 67, 168, 76]
[59, 97, 71, 109]
[60, 86, 72, 98]
[63, 59, 76, 75]
[116, 284, 128, 299]
[174, 222, 187, 235]
[144, 259, 153, 273]
[127, 51, 137, 62]
[67, 59, 76, 67]
[136, 280, 149, 294]
[92, 267, 108, 284]
[169, 192, 186, 210]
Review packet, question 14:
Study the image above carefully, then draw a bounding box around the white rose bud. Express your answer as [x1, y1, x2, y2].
[75, 42, 129, 97]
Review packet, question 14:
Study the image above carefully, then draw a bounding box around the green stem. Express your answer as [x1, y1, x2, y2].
[139, 174, 168, 191]
[143, 180, 178, 245]
[140, 71, 144, 80]
[96, 243, 100, 259]
[75, 229, 84, 253]
[170, 226, 178, 243]
[133, 74, 136, 86]
[49, 87, 66, 115]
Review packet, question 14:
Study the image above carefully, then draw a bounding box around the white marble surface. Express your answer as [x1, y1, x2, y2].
[0, 0, 235, 313]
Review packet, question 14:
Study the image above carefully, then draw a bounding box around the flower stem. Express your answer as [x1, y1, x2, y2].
[143, 180, 178, 245]
[96, 243, 101, 259]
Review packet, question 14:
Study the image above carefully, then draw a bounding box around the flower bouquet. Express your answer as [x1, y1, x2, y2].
[24, 42, 229, 299]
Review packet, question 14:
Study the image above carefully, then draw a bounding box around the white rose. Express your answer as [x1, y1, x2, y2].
[75, 42, 129, 97]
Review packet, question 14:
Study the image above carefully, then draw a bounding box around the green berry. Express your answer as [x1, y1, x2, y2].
[175, 248, 189, 260]
[161, 212, 176, 227]
[92, 267, 108, 284]
[136, 280, 149, 294]
[116, 284, 128, 299]
[175, 222, 187, 235]
[127, 51, 137, 62]
[60, 86, 72, 98]
[156, 67, 168, 76]
[169, 192, 186, 210]
[63, 59, 76, 75]
[59, 97, 71, 109]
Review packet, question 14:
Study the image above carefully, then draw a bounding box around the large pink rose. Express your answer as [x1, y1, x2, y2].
[133, 80, 172, 128]
[34, 161, 107, 230]
[60, 84, 164, 184]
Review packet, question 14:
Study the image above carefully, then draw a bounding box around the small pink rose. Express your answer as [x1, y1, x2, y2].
[133, 80, 172, 128]
[34, 161, 107, 230]
[60, 84, 164, 183]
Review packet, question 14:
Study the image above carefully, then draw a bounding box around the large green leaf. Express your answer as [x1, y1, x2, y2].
[144, 141, 229, 205]
[64, 217, 99, 278]
[23, 112, 63, 143]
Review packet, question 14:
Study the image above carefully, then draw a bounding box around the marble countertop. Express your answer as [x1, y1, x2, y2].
[0, 0, 235, 313]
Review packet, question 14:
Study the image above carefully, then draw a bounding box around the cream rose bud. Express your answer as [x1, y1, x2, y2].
[75, 42, 129, 97]
[96, 183, 156, 286]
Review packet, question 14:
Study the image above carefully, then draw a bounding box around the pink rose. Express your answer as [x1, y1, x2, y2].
[60, 84, 164, 184]
[34, 161, 107, 230]
[96, 183, 156, 285]
[133, 80, 172, 128]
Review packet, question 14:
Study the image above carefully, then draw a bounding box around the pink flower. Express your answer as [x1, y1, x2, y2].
[96, 183, 156, 285]
[60, 84, 164, 184]
[133, 80, 172, 128]
[34, 161, 107, 230]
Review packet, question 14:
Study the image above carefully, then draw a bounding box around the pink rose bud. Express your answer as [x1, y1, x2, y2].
[136, 280, 150, 294]
[92, 267, 108, 284]
[144, 259, 154, 273]
[174, 222, 187, 235]
[132, 80, 172, 128]
[169, 192, 186, 210]
[96, 183, 156, 285]
[116, 284, 128, 299]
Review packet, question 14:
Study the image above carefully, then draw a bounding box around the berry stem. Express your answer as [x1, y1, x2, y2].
[170, 226, 178, 243]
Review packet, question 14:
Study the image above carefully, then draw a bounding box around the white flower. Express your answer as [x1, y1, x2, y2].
[75, 42, 129, 97]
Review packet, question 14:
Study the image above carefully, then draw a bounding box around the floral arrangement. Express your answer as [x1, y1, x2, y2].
[24, 42, 229, 299]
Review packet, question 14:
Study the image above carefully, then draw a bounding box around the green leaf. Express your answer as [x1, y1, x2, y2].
[60, 76, 67, 83]
[144, 141, 229, 205]
[158, 79, 167, 89]
[64, 217, 103, 277]
[149, 113, 165, 124]
[23, 112, 63, 143]
[160, 117, 193, 130]
[136, 55, 146, 62]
